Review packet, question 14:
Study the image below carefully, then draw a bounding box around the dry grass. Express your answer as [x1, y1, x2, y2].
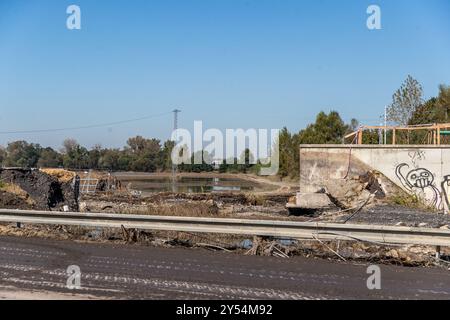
[0, 183, 35, 205]
[244, 194, 266, 206]
[120, 202, 222, 217]
[389, 193, 439, 213]
[40, 168, 76, 183]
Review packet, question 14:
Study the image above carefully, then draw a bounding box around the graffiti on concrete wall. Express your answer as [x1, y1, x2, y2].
[407, 151, 426, 168]
[442, 175, 450, 210]
[395, 163, 449, 211]
[395, 164, 442, 208]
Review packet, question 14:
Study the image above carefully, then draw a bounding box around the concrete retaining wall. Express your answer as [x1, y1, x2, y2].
[300, 145, 450, 211]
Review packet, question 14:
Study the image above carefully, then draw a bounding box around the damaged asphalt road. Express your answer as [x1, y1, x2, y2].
[0, 236, 450, 300]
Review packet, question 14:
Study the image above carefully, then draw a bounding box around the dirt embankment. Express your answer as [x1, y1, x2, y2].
[0, 169, 79, 211]
[0, 190, 32, 210]
[79, 191, 294, 219]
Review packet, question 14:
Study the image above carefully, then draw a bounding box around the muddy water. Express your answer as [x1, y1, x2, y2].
[115, 175, 261, 194]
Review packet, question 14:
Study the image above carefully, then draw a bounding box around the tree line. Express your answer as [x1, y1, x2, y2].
[0, 135, 260, 174]
[0, 76, 448, 179]
[0, 136, 176, 172]
[0, 111, 356, 179]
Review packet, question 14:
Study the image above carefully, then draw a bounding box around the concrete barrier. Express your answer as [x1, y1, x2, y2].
[299, 145, 450, 212]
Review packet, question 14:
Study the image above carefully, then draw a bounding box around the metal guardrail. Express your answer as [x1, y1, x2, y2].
[1, 209, 450, 247]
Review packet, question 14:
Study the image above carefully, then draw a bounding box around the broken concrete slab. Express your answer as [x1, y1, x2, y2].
[295, 193, 334, 208]
[287, 193, 337, 215]
[300, 145, 450, 212]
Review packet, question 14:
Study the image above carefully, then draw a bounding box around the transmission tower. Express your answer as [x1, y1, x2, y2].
[173, 109, 181, 133]
[172, 109, 181, 193]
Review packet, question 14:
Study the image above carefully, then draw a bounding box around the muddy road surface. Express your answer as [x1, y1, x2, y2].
[0, 236, 449, 300]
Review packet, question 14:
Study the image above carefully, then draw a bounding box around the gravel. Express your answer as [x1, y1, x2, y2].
[336, 204, 450, 228]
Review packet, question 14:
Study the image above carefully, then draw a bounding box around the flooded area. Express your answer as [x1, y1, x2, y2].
[114, 174, 269, 194]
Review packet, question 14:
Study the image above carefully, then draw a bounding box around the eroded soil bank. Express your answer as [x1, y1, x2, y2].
[0, 169, 79, 211]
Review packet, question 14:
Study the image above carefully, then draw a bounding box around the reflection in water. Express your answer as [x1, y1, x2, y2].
[118, 176, 258, 194]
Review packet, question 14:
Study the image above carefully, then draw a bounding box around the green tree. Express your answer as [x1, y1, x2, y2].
[62, 139, 89, 169]
[387, 75, 423, 125]
[37, 147, 62, 168]
[4, 141, 42, 168]
[349, 118, 360, 132]
[218, 159, 228, 173]
[0, 147, 6, 166]
[161, 140, 175, 171]
[409, 98, 438, 125]
[409, 85, 450, 125]
[299, 111, 348, 144]
[125, 136, 163, 172]
[62, 139, 79, 154]
[437, 84, 450, 121]
[238, 148, 255, 173]
[182, 150, 214, 173]
[88, 144, 102, 169]
[277, 128, 295, 178]
[117, 153, 132, 171]
[407, 84, 450, 144]
[98, 149, 121, 171]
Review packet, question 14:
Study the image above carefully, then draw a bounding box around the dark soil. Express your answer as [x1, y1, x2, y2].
[82, 191, 294, 206]
[0, 169, 79, 211]
[0, 191, 33, 210]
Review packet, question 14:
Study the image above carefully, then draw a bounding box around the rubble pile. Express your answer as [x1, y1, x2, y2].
[323, 171, 407, 209]
[79, 191, 293, 218]
[0, 169, 79, 211]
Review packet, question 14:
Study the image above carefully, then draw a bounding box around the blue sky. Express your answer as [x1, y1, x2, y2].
[0, 0, 449, 149]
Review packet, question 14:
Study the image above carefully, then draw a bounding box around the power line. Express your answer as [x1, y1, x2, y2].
[0, 111, 172, 135]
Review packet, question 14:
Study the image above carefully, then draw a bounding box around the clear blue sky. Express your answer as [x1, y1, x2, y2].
[0, 0, 449, 149]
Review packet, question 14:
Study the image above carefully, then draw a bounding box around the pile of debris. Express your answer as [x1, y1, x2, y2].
[288, 170, 410, 216]
[0, 168, 79, 211]
[78, 190, 293, 218]
[323, 171, 401, 209]
[77, 171, 123, 193]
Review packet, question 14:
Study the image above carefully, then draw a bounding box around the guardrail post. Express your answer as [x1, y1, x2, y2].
[16, 222, 22, 229]
[435, 246, 441, 261]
